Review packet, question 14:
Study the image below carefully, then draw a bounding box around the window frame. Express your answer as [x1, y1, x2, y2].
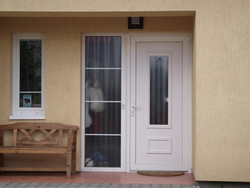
[9, 33, 46, 120]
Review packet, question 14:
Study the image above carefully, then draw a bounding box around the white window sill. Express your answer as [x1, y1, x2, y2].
[9, 115, 45, 120]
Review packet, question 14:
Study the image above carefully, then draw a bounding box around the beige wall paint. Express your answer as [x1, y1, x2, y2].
[192, 15, 196, 177]
[0, 0, 250, 182]
[0, 16, 192, 173]
[194, 1, 250, 182]
[0, 0, 196, 13]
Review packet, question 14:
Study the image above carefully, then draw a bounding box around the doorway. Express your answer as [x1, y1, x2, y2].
[129, 35, 192, 172]
[81, 34, 192, 172]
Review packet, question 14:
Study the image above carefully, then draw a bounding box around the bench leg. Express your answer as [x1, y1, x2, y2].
[72, 150, 76, 175]
[0, 154, 3, 174]
[0, 130, 3, 173]
[72, 131, 77, 175]
[67, 152, 72, 179]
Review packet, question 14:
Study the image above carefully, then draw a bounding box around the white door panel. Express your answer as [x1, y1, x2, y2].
[130, 38, 189, 171]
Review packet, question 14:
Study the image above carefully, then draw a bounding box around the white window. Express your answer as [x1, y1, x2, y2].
[9, 33, 45, 120]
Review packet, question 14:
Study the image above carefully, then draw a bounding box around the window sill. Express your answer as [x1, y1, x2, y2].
[9, 115, 45, 120]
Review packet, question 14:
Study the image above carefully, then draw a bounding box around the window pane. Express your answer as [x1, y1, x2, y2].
[85, 136, 121, 167]
[19, 93, 41, 108]
[85, 36, 121, 68]
[85, 69, 121, 101]
[20, 40, 42, 92]
[85, 103, 121, 134]
[150, 56, 169, 125]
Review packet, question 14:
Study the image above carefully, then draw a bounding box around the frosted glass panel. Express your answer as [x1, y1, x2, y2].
[85, 103, 121, 134]
[150, 56, 169, 125]
[85, 136, 121, 167]
[85, 69, 121, 101]
[85, 36, 121, 68]
[85, 36, 122, 168]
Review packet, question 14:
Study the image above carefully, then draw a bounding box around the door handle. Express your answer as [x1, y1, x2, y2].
[131, 104, 140, 117]
[131, 105, 140, 108]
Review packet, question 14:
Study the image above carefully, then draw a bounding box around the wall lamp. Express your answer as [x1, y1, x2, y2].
[128, 17, 144, 29]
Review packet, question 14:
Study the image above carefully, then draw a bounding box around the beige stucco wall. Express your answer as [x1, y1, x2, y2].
[0, 0, 250, 182]
[0, 16, 193, 172]
[192, 15, 196, 178]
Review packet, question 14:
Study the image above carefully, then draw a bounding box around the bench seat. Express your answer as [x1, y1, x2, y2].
[0, 146, 72, 154]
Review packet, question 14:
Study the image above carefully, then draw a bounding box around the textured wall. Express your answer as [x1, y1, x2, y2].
[195, 1, 250, 182]
[0, 16, 193, 172]
[0, 0, 195, 17]
[192, 15, 196, 178]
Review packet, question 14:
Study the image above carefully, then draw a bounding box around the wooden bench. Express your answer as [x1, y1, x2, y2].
[0, 122, 79, 179]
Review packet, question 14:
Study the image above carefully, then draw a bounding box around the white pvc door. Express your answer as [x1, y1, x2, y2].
[130, 36, 191, 171]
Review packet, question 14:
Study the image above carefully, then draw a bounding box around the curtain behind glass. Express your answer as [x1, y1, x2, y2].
[150, 56, 169, 125]
[85, 36, 121, 168]
[85, 36, 121, 68]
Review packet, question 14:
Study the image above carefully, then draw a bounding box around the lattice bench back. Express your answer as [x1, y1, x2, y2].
[0, 123, 79, 146]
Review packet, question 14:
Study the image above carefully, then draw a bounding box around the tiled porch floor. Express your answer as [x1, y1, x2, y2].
[0, 172, 194, 185]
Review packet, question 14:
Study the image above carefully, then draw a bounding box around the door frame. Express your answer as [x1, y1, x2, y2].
[81, 33, 192, 172]
[127, 34, 192, 172]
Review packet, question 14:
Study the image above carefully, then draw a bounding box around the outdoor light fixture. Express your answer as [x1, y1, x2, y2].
[128, 17, 144, 29]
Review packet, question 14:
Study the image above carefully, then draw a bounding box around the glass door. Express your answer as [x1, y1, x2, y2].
[84, 36, 122, 170]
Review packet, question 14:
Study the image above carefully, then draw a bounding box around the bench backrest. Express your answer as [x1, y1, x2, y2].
[0, 123, 79, 146]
